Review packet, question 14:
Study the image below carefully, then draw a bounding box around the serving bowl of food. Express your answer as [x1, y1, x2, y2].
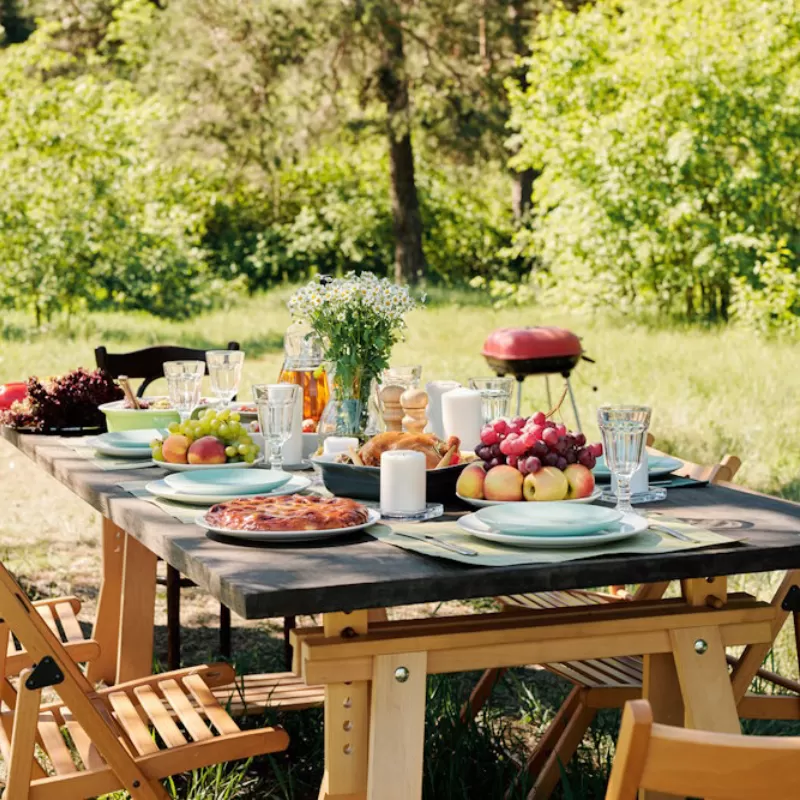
[313, 431, 469, 502]
[99, 397, 180, 432]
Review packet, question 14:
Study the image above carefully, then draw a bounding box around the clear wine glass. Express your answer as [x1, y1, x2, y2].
[207, 350, 245, 408]
[468, 377, 515, 424]
[163, 360, 205, 422]
[252, 384, 299, 472]
[597, 405, 652, 514]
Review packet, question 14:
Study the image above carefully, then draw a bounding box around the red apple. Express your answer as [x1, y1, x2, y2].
[0, 382, 27, 411]
[563, 463, 595, 499]
[522, 466, 569, 501]
[484, 465, 524, 501]
[456, 462, 487, 499]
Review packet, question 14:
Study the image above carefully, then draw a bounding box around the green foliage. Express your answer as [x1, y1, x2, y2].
[0, 26, 219, 322]
[509, 0, 800, 328]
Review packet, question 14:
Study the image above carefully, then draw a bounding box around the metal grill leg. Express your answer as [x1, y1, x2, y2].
[219, 604, 232, 659]
[284, 616, 297, 669]
[516, 378, 524, 416]
[566, 377, 581, 432]
[166, 565, 181, 671]
[545, 375, 553, 410]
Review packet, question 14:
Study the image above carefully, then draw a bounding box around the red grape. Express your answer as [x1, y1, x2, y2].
[531, 411, 546, 426]
[521, 431, 537, 449]
[507, 455, 519, 468]
[493, 419, 509, 435]
[574, 432, 586, 447]
[525, 456, 542, 474]
[556, 456, 568, 471]
[532, 441, 548, 459]
[542, 428, 559, 447]
[543, 420, 556, 429]
[529, 424, 544, 441]
[566, 450, 577, 464]
[585, 453, 597, 469]
[480, 426, 499, 445]
[499, 436, 515, 455]
[544, 452, 559, 467]
[555, 423, 567, 437]
[553, 437, 568, 455]
[487, 457, 503, 469]
[590, 442, 603, 457]
[510, 416, 526, 431]
[578, 449, 594, 467]
[489, 444, 502, 459]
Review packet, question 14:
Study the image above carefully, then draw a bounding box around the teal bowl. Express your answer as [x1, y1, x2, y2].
[99, 400, 180, 433]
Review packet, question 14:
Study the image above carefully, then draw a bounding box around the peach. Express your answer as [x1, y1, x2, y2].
[522, 466, 569, 501]
[456, 462, 487, 499]
[563, 463, 595, 499]
[484, 465, 524, 502]
[187, 435, 227, 465]
[161, 434, 191, 464]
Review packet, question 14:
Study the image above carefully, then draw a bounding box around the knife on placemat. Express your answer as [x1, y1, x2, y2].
[394, 531, 478, 557]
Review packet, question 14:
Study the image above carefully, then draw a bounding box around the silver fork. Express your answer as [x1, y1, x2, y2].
[393, 531, 479, 556]
[649, 521, 697, 543]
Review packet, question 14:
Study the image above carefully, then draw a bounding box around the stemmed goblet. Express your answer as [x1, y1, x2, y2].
[206, 350, 245, 408]
[252, 384, 299, 472]
[163, 360, 205, 423]
[597, 405, 652, 514]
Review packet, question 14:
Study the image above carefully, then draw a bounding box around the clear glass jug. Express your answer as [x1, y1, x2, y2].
[277, 321, 330, 426]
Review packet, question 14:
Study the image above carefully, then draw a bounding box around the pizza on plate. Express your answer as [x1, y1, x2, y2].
[204, 494, 370, 532]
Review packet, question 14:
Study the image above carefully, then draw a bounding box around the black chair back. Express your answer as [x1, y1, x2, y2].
[95, 342, 240, 397]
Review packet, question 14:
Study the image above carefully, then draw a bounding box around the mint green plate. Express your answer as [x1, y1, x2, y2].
[164, 468, 291, 496]
[474, 503, 623, 537]
[100, 429, 163, 448]
[593, 454, 683, 480]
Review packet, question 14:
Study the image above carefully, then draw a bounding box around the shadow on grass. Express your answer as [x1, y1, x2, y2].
[777, 478, 800, 504]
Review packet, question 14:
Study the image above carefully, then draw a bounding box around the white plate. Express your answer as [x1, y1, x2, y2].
[153, 456, 264, 472]
[457, 512, 648, 548]
[145, 475, 312, 506]
[474, 503, 623, 537]
[164, 468, 291, 496]
[593, 454, 683, 480]
[94, 442, 155, 459]
[456, 488, 604, 508]
[196, 506, 381, 543]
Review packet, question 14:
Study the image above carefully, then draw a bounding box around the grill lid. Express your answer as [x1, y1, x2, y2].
[481, 327, 583, 361]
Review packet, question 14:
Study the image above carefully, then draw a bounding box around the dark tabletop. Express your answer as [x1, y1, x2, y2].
[4, 428, 800, 619]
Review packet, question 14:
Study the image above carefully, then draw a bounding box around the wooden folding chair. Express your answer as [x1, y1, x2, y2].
[0, 560, 288, 799]
[463, 450, 742, 722]
[607, 698, 800, 799]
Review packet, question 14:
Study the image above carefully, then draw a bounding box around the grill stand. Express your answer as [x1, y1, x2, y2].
[514, 374, 582, 432]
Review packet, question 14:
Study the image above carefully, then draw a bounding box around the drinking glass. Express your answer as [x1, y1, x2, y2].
[206, 350, 245, 408]
[252, 384, 299, 472]
[468, 377, 515, 424]
[597, 405, 652, 514]
[163, 360, 205, 422]
[381, 365, 422, 390]
[318, 399, 363, 439]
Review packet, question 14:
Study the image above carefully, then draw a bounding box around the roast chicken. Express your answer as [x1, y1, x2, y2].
[357, 432, 460, 469]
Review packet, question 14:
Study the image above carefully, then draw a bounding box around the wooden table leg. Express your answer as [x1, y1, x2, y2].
[87, 518, 125, 684]
[367, 651, 427, 800]
[670, 625, 741, 733]
[116, 534, 157, 683]
[319, 611, 371, 800]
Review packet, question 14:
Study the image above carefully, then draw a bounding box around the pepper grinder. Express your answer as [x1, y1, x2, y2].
[379, 384, 405, 432]
[401, 387, 428, 434]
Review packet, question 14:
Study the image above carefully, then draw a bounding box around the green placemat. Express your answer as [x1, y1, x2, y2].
[370, 515, 741, 567]
[71, 441, 156, 471]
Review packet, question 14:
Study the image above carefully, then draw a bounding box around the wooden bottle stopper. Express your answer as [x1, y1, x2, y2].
[401, 387, 428, 434]
[380, 384, 405, 432]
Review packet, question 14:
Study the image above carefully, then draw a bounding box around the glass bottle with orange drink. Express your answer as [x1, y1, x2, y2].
[278, 321, 329, 429]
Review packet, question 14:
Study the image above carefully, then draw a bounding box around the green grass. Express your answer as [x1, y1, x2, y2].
[0, 290, 798, 799]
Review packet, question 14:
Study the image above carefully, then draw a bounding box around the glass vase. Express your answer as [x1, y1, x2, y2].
[330, 362, 376, 434]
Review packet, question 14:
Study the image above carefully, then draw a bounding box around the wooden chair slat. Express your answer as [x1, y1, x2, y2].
[6, 671, 43, 795]
[54, 603, 84, 643]
[36, 605, 60, 639]
[133, 686, 186, 749]
[108, 692, 158, 756]
[159, 679, 214, 743]
[37, 711, 77, 774]
[183, 675, 240, 736]
[62, 710, 106, 771]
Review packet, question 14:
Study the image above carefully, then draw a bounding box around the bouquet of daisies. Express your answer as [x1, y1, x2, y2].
[288, 272, 417, 418]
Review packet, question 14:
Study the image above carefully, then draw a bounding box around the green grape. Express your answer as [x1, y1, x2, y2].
[203, 408, 216, 420]
[237, 443, 248, 455]
[199, 421, 211, 435]
[150, 439, 162, 449]
[152, 448, 164, 462]
[225, 445, 237, 458]
[218, 409, 230, 422]
[244, 452, 256, 464]
[227, 422, 241, 437]
[230, 412, 241, 422]
[168, 422, 180, 434]
[209, 420, 220, 432]
[218, 423, 230, 438]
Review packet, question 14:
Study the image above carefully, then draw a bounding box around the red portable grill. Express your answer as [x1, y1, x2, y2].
[481, 326, 586, 429]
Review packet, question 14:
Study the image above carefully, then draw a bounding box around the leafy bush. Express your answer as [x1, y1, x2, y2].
[509, 0, 800, 327]
[0, 26, 216, 322]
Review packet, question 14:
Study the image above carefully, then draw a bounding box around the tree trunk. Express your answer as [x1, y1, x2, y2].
[512, 168, 535, 221]
[376, 6, 426, 285]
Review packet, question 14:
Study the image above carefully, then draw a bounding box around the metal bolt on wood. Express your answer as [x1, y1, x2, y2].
[694, 638, 709, 654]
[394, 666, 410, 683]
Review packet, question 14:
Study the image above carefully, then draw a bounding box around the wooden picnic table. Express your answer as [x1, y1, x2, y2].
[5, 427, 800, 800]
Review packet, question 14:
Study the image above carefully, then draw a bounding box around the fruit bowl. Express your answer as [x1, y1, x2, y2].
[456, 489, 603, 508]
[313, 454, 468, 503]
[99, 399, 180, 432]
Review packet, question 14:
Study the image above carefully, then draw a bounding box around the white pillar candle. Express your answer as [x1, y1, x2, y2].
[323, 436, 359, 456]
[270, 384, 303, 466]
[425, 381, 461, 438]
[380, 450, 426, 515]
[441, 387, 483, 452]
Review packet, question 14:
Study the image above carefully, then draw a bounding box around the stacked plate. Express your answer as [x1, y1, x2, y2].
[593, 454, 682, 482]
[146, 468, 311, 506]
[457, 503, 647, 548]
[93, 429, 162, 459]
